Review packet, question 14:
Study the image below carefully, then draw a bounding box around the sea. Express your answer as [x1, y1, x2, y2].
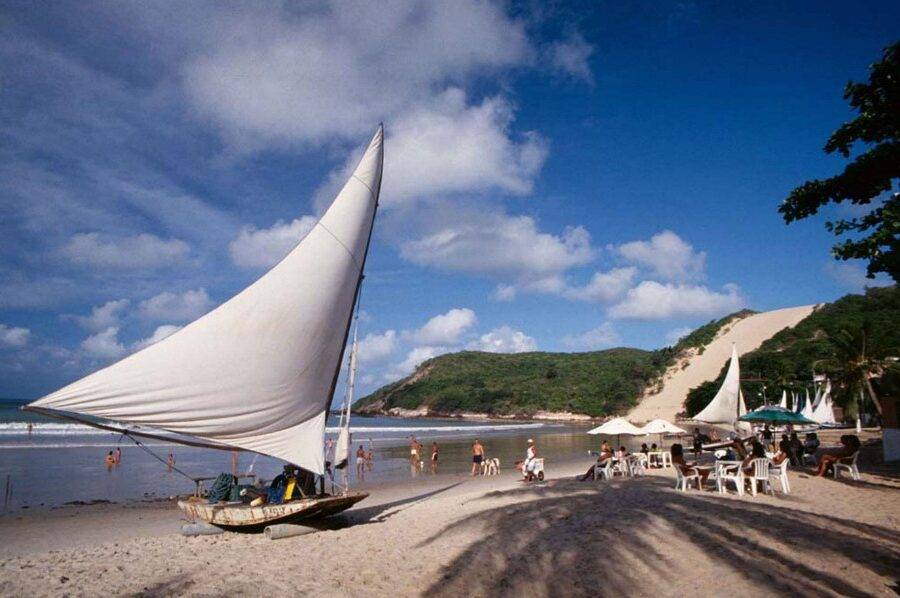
[0, 399, 614, 510]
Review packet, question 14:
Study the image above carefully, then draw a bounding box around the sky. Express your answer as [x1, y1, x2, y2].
[0, 0, 896, 401]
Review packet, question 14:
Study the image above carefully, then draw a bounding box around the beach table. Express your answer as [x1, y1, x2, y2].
[713, 460, 744, 493]
[647, 451, 672, 468]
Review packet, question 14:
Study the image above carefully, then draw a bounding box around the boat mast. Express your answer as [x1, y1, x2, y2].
[319, 124, 383, 490]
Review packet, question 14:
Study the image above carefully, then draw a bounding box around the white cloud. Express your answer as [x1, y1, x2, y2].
[182, 1, 530, 147]
[616, 230, 706, 282]
[383, 90, 546, 204]
[610, 281, 745, 320]
[547, 32, 594, 83]
[60, 233, 190, 269]
[562, 267, 637, 302]
[401, 210, 594, 278]
[491, 284, 518, 302]
[0, 324, 31, 348]
[132, 324, 182, 351]
[387, 345, 448, 380]
[408, 308, 477, 345]
[823, 261, 893, 292]
[469, 326, 537, 353]
[80, 326, 126, 360]
[229, 217, 317, 269]
[138, 288, 213, 322]
[74, 299, 130, 332]
[665, 326, 694, 345]
[357, 330, 398, 364]
[562, 322, 620, 351]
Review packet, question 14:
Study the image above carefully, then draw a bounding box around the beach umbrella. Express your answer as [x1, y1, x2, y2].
[639, 418, 687, 451]
[738, 405, 816, 426]
[587, 417, 644, 448]
[640, 419, 687, 435]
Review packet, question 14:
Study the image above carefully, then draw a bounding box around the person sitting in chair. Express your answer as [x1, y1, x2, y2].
[578, 441, 613, 481]
[815, 435, 860, 477]
[741, 440, 767, 473]
[671, 443, 710, 487]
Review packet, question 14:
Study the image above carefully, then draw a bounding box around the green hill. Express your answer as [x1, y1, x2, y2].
[685, 286, 900, 417]
[354, 309, 756, 419]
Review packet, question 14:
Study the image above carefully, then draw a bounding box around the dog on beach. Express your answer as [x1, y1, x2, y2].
[480, 457, 500, 475]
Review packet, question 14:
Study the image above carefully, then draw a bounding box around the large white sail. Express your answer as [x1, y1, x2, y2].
[694, 343, 742, 426]
[26, 126, 384, 475]
[811, 379, 837, 425]
[801, 388, 815, 420]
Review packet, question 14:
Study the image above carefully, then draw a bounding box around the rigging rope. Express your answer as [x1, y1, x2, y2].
[123, 433, 196, 483]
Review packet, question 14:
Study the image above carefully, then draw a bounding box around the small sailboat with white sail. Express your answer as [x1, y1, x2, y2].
[692, 343, 753, 438]
[23, 125, 385, 530]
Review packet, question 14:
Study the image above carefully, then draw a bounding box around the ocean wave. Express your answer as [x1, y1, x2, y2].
[0, 421, 550, 436]
[324, 423, 549, 434]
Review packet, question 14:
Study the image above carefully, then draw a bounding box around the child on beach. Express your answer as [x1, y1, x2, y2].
[431, 442, 439, 473]
[356, 445, 366, 481]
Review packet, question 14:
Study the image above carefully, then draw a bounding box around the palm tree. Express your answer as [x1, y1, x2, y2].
[824, 322, 886, 419]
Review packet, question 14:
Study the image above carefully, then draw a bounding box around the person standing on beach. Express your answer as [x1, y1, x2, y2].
[409, 435, 420, 469]
[356, 445, 366, 481]
[27, 423, 32, 436]
[114, 447, 121, 466]
[431, 442, 439, 473]
[167, 452, 176, 471]
[471, 439, 485, 476]
[105, 451, 115, 471]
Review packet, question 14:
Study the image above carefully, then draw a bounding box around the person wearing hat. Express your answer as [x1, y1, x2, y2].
[523, 438, 538, 481]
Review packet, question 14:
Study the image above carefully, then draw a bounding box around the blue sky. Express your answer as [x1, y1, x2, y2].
[0, 1, 896, 401]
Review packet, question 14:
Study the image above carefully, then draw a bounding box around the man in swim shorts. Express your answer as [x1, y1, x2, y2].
[472, 439, 485, 476]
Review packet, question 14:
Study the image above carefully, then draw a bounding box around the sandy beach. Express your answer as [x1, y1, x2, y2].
[1, 434, 897, 597]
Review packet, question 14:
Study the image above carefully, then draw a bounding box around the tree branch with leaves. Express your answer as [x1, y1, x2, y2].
[780, 41, 900, 282]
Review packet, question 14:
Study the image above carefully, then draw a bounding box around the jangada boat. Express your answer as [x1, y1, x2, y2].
[24, 125, 384, 530]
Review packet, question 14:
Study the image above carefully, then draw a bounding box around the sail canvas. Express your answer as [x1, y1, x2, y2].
[26, 127, 384, 475]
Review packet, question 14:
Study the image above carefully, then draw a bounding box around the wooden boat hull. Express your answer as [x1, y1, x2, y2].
[177, 492, 368, 532]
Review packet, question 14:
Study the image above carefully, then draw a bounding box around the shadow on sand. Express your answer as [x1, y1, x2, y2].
[419, 476, 899, 597]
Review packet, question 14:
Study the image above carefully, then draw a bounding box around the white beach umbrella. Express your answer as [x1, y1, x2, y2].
[639, 419, 687, 451]
[587, 417, 644, 449]
[640, 419, 687, 435]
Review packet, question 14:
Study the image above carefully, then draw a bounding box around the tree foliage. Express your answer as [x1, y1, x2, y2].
[780, 42, 900, 281]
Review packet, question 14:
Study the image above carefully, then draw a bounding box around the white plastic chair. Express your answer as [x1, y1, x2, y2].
[613, 458, 630, 478]
[594, 459, 613, 481]
[834, 452, 860, 481]
[674, 465, 700, 491]
[717, 463, 744, 496]
[748, 458, 772, 496]
[629, 454, 647, 477]
[768, 459, 790, 494]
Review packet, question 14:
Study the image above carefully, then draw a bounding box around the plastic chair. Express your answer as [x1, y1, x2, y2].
[768, 459, 790, 494]
[717, 463, 744, 496]
[629, 454, 648, 477]
[748, 458, 772, 496]
[613, 458, 630, 478]
[834, 452, 860, 481]
[594, 460, 613, 481]
[674, 465, 700, 491]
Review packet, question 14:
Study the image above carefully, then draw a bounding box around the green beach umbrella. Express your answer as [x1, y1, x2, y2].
[739, 405, 817, 426]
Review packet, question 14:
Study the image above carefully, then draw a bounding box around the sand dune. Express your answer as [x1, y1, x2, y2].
[629, 305, 818, 423]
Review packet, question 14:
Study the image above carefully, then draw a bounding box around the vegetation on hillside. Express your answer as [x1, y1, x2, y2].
[355, 310, 756, 418]
[355, 348, 667, 418]
[685, 286, 899, 418]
